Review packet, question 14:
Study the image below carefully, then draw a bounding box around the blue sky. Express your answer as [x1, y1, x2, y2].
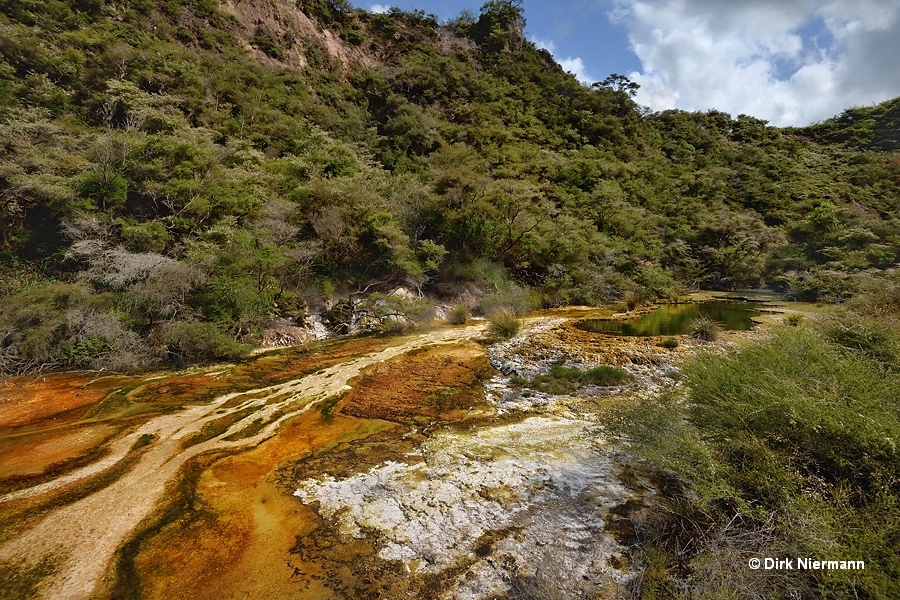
[361, 1, 642, 83]
[354, 1, 900, 126]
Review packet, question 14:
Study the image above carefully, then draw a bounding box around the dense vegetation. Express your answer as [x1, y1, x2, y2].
[617, 272, 900, 599]
[1, 0, 898, 373]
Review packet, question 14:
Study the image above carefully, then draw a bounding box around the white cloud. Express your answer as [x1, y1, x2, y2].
[528, 35, 556, 54]
[528, 35, 594, 85]
[609, 0, 900, 125]
[629, 73, 678, 111]
[369, 4, 389, 14]
[559, 57, 595, 85]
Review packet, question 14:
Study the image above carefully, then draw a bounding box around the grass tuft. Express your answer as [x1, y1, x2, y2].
[690, 316, 722, 341]
[622, 290, 645, 311]
[446, 304, 469, 325]
[130, 433, 155, 451]
[488, 307, 521, 340]
[783, 313, 803, 326]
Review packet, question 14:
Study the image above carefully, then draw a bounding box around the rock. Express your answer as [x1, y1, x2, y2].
[259, 324, 316, 347]
[260, 315, 330, 347]
[390, 287, 418, 301]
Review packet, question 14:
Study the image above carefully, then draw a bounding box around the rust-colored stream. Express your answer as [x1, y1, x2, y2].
[0, 324, 489, 599]
[0, 308, 707, 600]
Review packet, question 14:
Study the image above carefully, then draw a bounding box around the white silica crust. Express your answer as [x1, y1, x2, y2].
[294, 416, 635, 598]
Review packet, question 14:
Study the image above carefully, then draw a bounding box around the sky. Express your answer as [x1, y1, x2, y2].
[354, 0, 900, 126]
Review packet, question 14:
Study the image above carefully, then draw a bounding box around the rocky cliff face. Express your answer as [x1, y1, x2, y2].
[219, 0, 376, 70]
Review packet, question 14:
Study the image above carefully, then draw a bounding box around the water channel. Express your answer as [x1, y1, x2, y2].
[575, 300, 763, 336]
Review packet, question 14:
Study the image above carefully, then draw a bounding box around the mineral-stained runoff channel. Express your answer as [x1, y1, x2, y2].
[0, 313, 687, 599]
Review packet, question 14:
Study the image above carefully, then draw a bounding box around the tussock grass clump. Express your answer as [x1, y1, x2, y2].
[574, 365, 631, 386]
[689, 316, 722, 341]
[622, 290, 645, 311]
[130, 434, 155, 451]
[783, 313, 803, 326]
[446, 304, 469, 325]
[488, 307, 521, 340]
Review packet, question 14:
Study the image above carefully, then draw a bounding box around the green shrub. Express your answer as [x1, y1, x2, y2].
[447, 304, 469, 325]
[379, 316, 415, 335]
[487, 307, 521, 340]
[0, 282, 155, 374]
[250, 32, 284, 60]
[690, 316, 722, 341]
[121, 221, 170, 253]
[508, 374, 527, 386]
[162, 322, 250, 364]
[826, 317, 898, 366]
[527, 361, 631, 394]
[685, 325, 900, 517]
[659, 337, 679, 349]
[616, 324, 900, 599]
[782, 268, 858, 303]
[850, 271, 900, 317]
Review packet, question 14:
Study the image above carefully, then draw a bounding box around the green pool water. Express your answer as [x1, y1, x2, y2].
[576, 301, 762, 336]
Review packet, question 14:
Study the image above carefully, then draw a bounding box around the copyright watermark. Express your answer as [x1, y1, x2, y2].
[748, 557, 864, 571]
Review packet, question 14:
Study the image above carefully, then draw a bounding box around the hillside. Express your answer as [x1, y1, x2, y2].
[1, 0, 899, 373]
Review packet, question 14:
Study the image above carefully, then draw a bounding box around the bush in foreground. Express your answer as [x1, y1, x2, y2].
[615, 324, 900, 599]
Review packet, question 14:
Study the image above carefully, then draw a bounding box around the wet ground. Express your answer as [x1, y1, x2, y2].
[0, 303, 795, 599]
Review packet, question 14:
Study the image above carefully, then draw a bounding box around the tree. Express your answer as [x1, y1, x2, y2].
[593, 74, 639, 98]
[473, 0, 526, 53]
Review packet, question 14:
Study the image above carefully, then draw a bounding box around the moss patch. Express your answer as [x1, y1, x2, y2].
[522, 361, 632, 395]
